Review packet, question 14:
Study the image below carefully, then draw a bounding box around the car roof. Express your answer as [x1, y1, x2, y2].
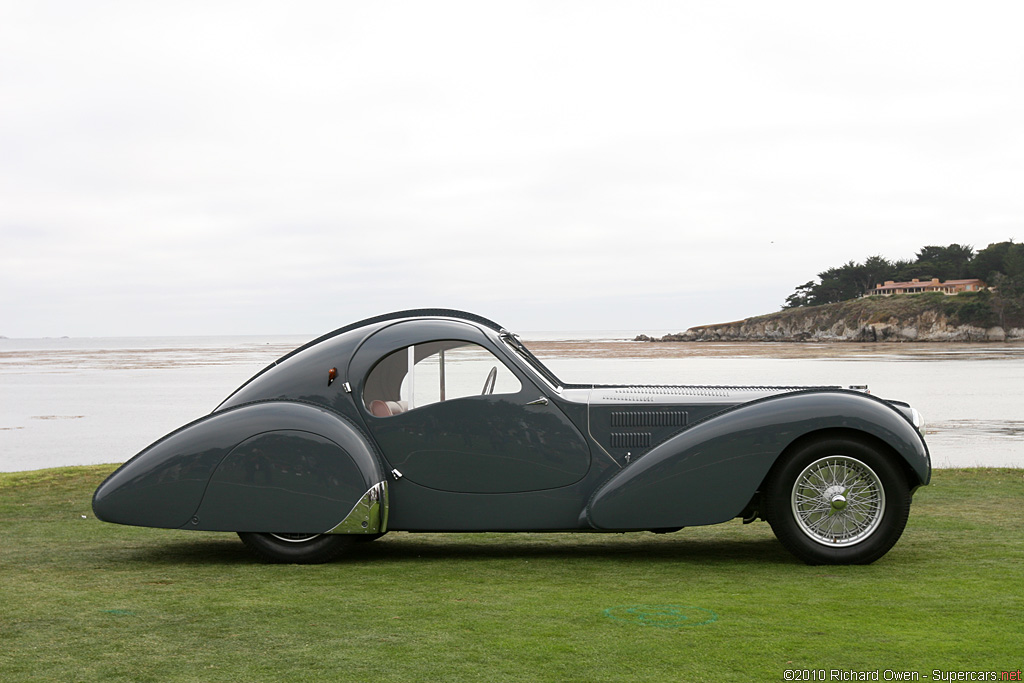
[274, 308, 504, 367]
[217, 309, 507, 410]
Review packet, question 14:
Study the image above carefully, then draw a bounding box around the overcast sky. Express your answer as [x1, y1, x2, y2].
[2, 1, 1022, 338]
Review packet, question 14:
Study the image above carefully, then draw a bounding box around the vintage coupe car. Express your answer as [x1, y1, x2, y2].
[94, 309, 930, 565]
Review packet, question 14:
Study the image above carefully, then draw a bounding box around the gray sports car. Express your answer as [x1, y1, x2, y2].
[94, 309, 930, 564]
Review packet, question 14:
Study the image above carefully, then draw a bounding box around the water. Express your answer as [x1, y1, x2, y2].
[1, 335, 1021, 472]
[0, 336, 308, 473]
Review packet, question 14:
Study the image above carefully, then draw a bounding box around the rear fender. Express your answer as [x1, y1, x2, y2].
[93, 402, 387, 534]
[585, 391, 929, 530]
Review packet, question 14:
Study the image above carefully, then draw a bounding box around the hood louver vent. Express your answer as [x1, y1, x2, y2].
[610, 432, 652, 448]
[611, 411, 687, 427]
[612, 386, 732, 398]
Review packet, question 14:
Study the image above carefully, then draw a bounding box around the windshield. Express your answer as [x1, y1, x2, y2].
[499, 331, 564, 391]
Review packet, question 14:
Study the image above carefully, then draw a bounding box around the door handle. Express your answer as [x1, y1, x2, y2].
[525, 397, 549, 406]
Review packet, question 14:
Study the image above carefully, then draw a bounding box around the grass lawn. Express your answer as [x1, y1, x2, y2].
[1, 466, 1021, 682]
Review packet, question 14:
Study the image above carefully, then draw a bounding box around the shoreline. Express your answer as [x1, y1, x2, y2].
[638, 295, 1024, 344]
[526, 339, 1024, 361]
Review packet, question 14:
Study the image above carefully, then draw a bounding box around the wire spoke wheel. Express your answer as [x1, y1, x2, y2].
[791, 456, 885, 547]
[764, 437, 911, 565]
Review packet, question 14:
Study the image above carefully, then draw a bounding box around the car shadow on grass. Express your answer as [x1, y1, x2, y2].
[123, 533, 797, 566]
[361, 534, 794, 565]
[117, 537, 253, 565]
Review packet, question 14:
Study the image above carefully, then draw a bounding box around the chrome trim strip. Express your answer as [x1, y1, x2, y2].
[325, 481, 388, 534]
[499, 333, 564, 394]
[586, 388, 624, 469]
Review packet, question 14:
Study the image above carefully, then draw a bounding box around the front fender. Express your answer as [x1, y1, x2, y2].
[93, 402, 386, 533]
[585, 390, 929, 530]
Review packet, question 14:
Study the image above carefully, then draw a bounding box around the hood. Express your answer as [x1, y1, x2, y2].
[585, 384, 837, 406]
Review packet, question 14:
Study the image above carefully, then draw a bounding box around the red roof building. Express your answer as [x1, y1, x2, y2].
[868, 278, 986, 296]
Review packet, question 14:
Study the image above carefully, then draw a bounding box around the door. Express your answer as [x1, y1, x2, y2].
[351, 321, 590, 494]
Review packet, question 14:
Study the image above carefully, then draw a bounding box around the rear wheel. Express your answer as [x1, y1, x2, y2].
[237, 532, 354, 564]
[764, 437, 911, 565]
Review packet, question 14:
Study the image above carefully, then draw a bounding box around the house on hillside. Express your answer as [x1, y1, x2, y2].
[867, 278, 987, 296]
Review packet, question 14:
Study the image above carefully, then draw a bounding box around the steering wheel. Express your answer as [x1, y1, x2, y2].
[481, 366, 498, 395]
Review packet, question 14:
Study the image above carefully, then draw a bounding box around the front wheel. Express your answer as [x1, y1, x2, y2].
[763, 438, 911, 565]
[237, 532, 354, 564]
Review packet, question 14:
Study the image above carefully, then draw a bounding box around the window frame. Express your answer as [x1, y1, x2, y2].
[362, 338, 524, 418]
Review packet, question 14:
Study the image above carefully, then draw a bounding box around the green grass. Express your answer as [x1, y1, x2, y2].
[2, 467, 1022, 682]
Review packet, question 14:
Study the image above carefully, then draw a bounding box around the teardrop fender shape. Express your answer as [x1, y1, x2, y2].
[585, 390, 930, 530]
[93, 402, 386, 533]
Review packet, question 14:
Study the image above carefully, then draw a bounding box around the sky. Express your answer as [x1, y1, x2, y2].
[2, 1, 1022, 338]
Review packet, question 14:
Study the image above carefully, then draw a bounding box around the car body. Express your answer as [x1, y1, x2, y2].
[94, 309, 931, 564]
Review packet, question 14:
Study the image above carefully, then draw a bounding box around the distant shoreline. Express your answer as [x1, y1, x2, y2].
[636, 294, 1024, 344]
[525, 339, 1024, 361]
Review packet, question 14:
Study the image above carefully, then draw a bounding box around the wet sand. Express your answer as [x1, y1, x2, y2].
[525, 339, 1024, 362]
[0, 341, 299, 372]
[5, 338, 1022, 373]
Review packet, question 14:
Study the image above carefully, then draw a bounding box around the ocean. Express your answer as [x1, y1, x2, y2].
[2, 334, 1021, 472]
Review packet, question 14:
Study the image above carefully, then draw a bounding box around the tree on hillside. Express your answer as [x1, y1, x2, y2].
[781, 240, 1024, 326]
[970, 241, 1018, 282]
[783, 281, 818, 309]
[985, 241, 1024, 327]
[1005, 243, 1024, 278]
[908, 244, 974, 281]
[889, 244, 973, 281]
[782, 256, 897, 309]
[781, 243, 1002, 310]
[854, 255, 896, 293]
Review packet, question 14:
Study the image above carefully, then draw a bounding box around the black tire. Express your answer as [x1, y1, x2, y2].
[763, 437, 911, 565]
[237, 532, 354, 564]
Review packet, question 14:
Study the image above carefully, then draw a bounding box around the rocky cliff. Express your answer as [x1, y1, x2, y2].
[639, 294, 1024, 343]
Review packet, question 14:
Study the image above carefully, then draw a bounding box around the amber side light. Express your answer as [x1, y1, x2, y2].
[328, 367, 338, 387]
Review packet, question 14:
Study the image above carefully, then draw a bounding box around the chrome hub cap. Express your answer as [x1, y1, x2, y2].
[268, 533, 320, 543]
[791, 456, 885, 547]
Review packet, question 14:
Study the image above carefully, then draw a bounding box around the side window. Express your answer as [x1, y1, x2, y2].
[363, 341, 522, 417]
